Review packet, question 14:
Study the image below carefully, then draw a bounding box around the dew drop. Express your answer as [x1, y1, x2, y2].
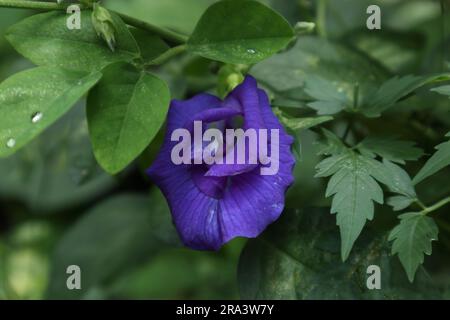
[6, 138, 16, 148]
[31, 112, 43, 123]
[247, 48, 256, 54]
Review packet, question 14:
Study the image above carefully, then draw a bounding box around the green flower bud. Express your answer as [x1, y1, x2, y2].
[91, 3, 116, 52]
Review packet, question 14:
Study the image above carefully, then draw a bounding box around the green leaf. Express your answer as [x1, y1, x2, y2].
[6, 11, 139, 72]
[304, 75, 351, 115]
[387, 195, 415, 212]
[187, 0, 294, 64]
[389, 212, 438, 282]
[365, 158, 416, 198]
[432, 85, 450, 98]
[315, 128, 347, 156]
[273, 108, 333, 131]
[129, 28, 170, 62]
[413, 137, 450, 185]
[0, 104, 117, 212]
[46, 191, 180, 299]
[357, 136, 423, 164]
[238, 208, 445, 299]
[315, 151, 384, 260]
[0, 66, 101, 157]
[251, 36, 388, 98]
[87, 62, 170, 174]
[361, 74, 450, 117]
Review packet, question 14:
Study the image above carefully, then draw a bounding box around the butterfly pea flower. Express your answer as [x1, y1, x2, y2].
[147, 76, 295, 250]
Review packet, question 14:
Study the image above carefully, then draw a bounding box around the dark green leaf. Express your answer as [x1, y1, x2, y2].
[361, 74, 450, 117]
[238, 208, 444, 299]
[0, 104, 117, 212]
[6, 11, 139, 72]
[432, 85, 450, 98]
[87, 62, 170, 174]
[251, 36, 387, 98]
[357, 136, 423, 164]
[273, 108, 333, 131]
[129, 28, 170, 62]
[187, 0, 294, 64]
[0, 66, 101, 157]
[315, 151, 384, 260]
[389, 212, 438, 282]
[413, 135, 450, 185]
[46, 191, 180, 299]
[387, 195, 415, 212]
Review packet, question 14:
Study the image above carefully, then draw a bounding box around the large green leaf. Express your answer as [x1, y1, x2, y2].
[187, 0, 294, 64]
[413, 134, 450, 185]
[0, 103, 117, 212]
[0, 66, 101, 157]
[250, 36, 387, 97]
[6, 11, 139, 72]
[87, 62, 170, 174]
[389, 212, 439, 282]
[238, 208, 445, 299]
[46, 191, 180, 299]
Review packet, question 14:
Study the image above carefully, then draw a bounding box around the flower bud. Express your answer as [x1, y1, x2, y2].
[91, 3, 116, 52]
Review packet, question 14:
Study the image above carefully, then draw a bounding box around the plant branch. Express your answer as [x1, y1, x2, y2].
[145, 44, 187, 66]
[117, 12, 188, 44]
[421, 195, 450, 215]
[0, 0, 188, 44]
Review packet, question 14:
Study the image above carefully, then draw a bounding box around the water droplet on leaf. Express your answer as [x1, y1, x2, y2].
[6, 138, 16, 148]
[31, 112, 43, 123]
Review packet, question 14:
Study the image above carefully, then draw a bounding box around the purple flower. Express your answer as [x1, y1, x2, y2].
[147, 76, 295, 250]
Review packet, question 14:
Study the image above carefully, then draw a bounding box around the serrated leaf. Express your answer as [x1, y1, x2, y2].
[361, 74, 450, 117]
[304, 75, 351, 115]
[46, 191, 180, 299]
[187, 0, 294, 64]
[432, 85, 450, 98]
[6, 11, 139, 72]
[365, 158, 416, 198]
[0, 66, 101, 157]
[87, 62, 170, 174]
[413, 137, 450, 185]
[389, 212, 438, 282]
[316, 151, 383, 260]
[387, 195, 415, 211]
[315, 128, 347, 156]
[357, 136, 423, 164]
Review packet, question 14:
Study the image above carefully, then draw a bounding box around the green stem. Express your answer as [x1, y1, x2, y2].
[421, 196, 450, 215]
[145, 44, 187, 66]
[0, 0, 188, 44]
[117, 12, 188, 44]
[415, 199, 427, 211]
[0, 0, 69, 10]
[316, 0, 328, 38]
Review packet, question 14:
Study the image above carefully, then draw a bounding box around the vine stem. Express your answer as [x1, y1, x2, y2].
[416, 196, 450, 215]
[0, 0, 188, 44]
[422, 196, 450, 215]
[145, 44, 187, 66]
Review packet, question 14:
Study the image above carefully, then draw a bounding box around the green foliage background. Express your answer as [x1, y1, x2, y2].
[0, 0, 449, 300]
